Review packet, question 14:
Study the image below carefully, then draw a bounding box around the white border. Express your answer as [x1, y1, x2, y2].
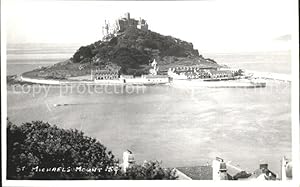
[1, 0, 8, 185]
[1, 0, 299, 187]
[291, 0, 300, 185]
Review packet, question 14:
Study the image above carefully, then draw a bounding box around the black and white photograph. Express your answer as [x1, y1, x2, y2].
[1, 0, 299, 186]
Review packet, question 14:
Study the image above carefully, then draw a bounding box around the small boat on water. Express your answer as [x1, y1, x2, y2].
[171, 78, 266, 88]
[53, 103, 71, 107]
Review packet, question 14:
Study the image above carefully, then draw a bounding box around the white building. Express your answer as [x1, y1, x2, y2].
[281, 157, 292, 180]
[122, 150, 135, 172]
[212, 157, 229, 180]
[149, 59, 159, 75]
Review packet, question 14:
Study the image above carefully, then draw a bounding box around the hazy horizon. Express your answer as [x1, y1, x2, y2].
[4, 0, 295, 53]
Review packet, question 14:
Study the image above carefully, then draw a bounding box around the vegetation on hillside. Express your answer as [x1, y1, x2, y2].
[7, 120, 177, 180]
[22, 27, 219, 79]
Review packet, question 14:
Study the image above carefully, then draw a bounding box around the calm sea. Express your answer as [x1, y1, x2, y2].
[6, 44, 291, 175]
[203, 51, 291, 74]
[6, 43, 79, 75]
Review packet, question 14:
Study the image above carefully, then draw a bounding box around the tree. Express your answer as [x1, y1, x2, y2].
[7, 120, 118, 179]
[7, 120, 178, 180]
[122, 160, 178, 180]
[234, 69, 244, 76]
[72, 46, 93, 63]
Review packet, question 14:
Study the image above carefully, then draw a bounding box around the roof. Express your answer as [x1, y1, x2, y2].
[161, 65, 218, 72]
[250, 168, 277, 180]
[226, 164, 244, 177]
[176, 66, 216, 70]
[232, 171, 252, 180]
[176, 166, 213, 180]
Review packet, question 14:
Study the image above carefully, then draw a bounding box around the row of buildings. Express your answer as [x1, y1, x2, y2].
[90, 62, 241, 83]
[121, 150, 292, 180]
[167, 66, 239, 80]
[90, 59, 170, 84]
[91, 69, 119, 80]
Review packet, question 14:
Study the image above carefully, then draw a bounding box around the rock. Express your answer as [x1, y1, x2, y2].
[23, 26, 220, 78]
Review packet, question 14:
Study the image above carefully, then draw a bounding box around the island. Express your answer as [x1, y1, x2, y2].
[16, 12, 265, 87]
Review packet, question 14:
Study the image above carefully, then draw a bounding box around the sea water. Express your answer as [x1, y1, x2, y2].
[6, 44, 291, 175]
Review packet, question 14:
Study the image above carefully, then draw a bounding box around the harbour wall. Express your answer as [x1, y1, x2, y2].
[171, 79, 266, 88]
[20, 76, 60, 85]
[20, 76, 169, 85]
[123, 77, 169, 84]
[246, 71, 291, 82]
[94, 79, 124, 84]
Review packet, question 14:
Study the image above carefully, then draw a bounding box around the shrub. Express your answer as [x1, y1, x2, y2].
[108, 37, 118, 46]
[122, 160, 178, 180]
[7, 120, 178, 180]
[73, 46, 93, 63]
[142, 39, 159, 49]
[234, 69, 244, 76]
[7, 120, 118, 179]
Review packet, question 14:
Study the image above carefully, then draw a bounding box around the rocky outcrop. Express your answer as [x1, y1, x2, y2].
[23, 27, 219, 78]
[72, 27, 217, 74]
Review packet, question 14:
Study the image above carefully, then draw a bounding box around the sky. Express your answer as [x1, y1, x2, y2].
[4, 0, 296, 53]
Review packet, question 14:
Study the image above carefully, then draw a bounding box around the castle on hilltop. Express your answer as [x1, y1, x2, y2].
[102, 12, 148, 41]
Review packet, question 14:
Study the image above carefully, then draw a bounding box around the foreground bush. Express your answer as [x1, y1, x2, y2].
[123, 160, 177, 180]
[7, 120, 177, 180]
[7, 120, 118, 179]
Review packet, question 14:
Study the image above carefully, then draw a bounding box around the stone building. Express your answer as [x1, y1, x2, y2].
[208, 70, 234, 79]
[168, 66, 218, 79]
[116, 12, 148, 32]
[102, 12, 149, 40]
[91, 69, 119, 80]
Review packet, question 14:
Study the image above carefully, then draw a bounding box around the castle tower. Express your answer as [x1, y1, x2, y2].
[137, 17, 148, 31]
[102, 20, 111, 40]
[124, 12, 130, 20]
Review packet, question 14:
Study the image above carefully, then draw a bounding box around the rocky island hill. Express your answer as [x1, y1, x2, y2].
[22, 13, 219, 80]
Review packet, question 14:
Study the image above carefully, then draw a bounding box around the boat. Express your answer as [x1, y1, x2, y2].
[53, 103, 70, 107]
